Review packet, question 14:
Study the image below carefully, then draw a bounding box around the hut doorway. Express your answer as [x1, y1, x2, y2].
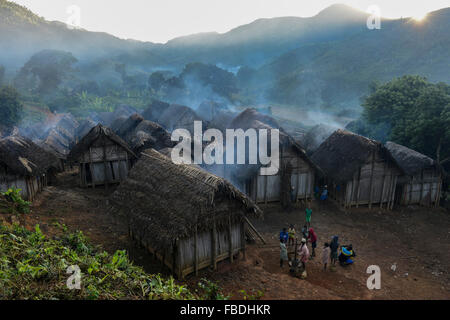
[85, 164, 93, 184]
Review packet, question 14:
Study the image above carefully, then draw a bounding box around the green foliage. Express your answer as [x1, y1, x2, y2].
[0, 85, 23, 127]
[239, 289, 264, 300]
[1, 188, 31, 214]
[0, 223, 198, 300]
[197, 278, 230, 300]
[15, 50, 78, 94]
[352, 76, 450, 165]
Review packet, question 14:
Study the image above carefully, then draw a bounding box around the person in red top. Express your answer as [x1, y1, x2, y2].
[308, 227, 317, 258]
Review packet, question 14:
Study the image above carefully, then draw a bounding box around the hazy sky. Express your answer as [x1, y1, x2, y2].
[10, 0, 450, 43]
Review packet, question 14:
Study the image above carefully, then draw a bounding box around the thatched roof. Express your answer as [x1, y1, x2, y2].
[158, 104, 202, 132]
[385, 141, 437, 176]
[226, 109, 321, 179]
[311, 129, 396, 182]
[68, 124, 136, 161]
[129, 120, 174, 154]
[230, 108, 281, 130]
[0, 135, 62, 176]
[142, 99, 170, 122]
[109, 148, 262, 249]
[75, 119, 97, 140]
[303, 124, 339, 154]
[116, 113, 144, 139]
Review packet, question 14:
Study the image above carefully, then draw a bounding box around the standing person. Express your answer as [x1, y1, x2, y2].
[330, 236, 339, 267]
[305, 205, 312, 228]
[308, 227, 318, 258]
[320, 185, 328, 201]
[280, 241, 288, 267]
[298, 238, 310, 271]
[301, 225, 309, 239]
[288, 224, 296, 247]
[279, 228, 289, 244]
[322, 243, 331, 270]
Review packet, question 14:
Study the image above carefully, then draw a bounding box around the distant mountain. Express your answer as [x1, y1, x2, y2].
[0, 0, 449, 113]
[245, 7, 450, 110]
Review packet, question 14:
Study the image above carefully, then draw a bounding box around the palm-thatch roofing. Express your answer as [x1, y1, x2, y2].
[229, 108, 281, 130]
[311, 129, 400, 182]
[115, 113, 144, 139]
[142, 99, 170, 122]
[0, 135, 62, 176]
[109, 148, 262, 249]
[227, 108, 321, 178]
[385, 141, 438, 176]
[130, 120, 174, 153]
[158, 104, 203, 132]
[75, 119, 97, 140]
[68, 124, 136, 162]
[303, 124, 339, 155]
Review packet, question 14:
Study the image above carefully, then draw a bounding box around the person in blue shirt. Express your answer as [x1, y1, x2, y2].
[279, 228, 289, 244]
[320, 185, 328, 201]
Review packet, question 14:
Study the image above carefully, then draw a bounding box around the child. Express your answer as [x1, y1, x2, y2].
[280, 241, 288, 267]
[279, 227, 289, 244]
[322, 242, 331, 270]
[297, 238, 310, 271]
[305, 205, 312, 228]
[308, 227, 317, 258]
[288, 224, 296, 246]
[330, 236, 339, 267]
[301, 225, 309, 239]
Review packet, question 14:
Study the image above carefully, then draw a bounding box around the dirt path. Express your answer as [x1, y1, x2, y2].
[11, 171, 450, 300]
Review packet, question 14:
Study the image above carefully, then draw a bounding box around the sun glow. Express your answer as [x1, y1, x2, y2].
[412, 12, 428, 21]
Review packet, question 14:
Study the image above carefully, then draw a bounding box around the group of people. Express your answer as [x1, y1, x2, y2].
[279, 203, 355, 277]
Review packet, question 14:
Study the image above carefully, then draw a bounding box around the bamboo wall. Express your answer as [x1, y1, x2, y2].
[78, 138, 131, 188]
[247, 147, 315, 203]
[0, 170, 48, 201]
[340, 151, 400, 209]
[129, 216, 246, 279]
[397, 169, 441, 207]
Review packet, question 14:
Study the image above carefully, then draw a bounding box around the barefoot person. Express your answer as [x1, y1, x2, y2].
[288, 224, 296, 247]
[308, 227, 317, 258]
[322, 242, 330, 270]
[280, 241, 288, 267]
[305, 205, 312, 228]
[330, 236, 339, 267]
[297, 238, 310, 271]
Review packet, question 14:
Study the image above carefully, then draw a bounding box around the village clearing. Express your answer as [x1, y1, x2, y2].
[4, 169, 449, 300]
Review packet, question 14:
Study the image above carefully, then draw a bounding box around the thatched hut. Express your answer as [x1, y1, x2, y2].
[109, 149, 262, 278]
[385, 141, 442, 207]
[224, 108, 320, 204]
[75, 118, 97, 141]
[0, 136, 62, 200]
[68, 124, 136, 188]
[311, 130, 402, 209]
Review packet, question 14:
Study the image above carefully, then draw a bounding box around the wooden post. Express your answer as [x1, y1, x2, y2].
[295, 171, 300, 203]
[103, 143, 108, 190]
[368, 152, 375, 209]
[194, 224, 199, 276]
[419, 169, 424, 206]
[254, 176, 258, 203]
[435, 174, 442, 208]
[79, 164, 83, 187]
[380, 162, 387, 208]
[241, 218, 246, 260]
[89, 147, 95, 189]
[228, 215, 233, 263]
[211, 216, 217, 270]
[390, 175, 398, 210]
[264, 175, 268, 204]
[355, 166, 362, 208]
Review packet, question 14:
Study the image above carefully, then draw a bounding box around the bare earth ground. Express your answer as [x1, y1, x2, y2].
[4, 170, 449, 300]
